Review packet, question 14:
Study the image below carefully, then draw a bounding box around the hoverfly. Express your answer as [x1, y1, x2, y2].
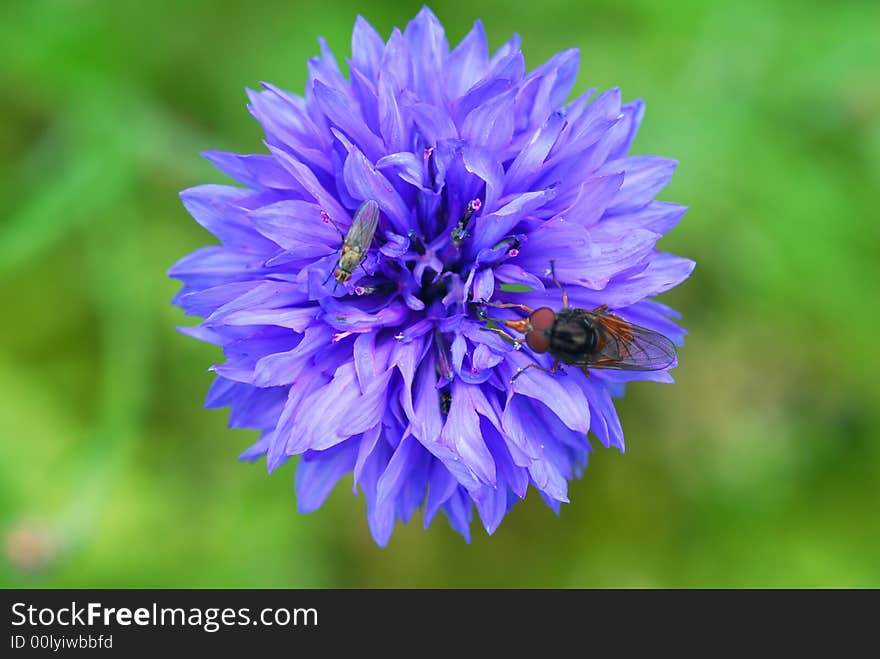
[484, 260, 677, 382]
[323, 199, 380, 286]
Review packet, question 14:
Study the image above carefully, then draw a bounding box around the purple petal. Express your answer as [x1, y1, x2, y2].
[424, 460, 459, 526]
[314, 80, 385, 162]
[201, 151, 303, 192]
[333, 130, 411, 233]
[168, 247, 268, 289]
[470, 188, 556, 253]
[348, 66, 380, 136]
[473, 482, 507, 534]
[579, 377, 625, 451]
[253, 326, 333, 387]
[554, 173, 624, 226]
[440, 381, 497, 486]
[247, 85, 332, 174]
[358, 438, 396, 547]
[607, 99, 645, 161]
[267, 145, 349, 224]
[177, 281, 261, 318]
[503, 352, 590, 433]
[461, 89, 516, 152]
[376, 152, 424, 190]
[295, 441, 359, 513]
[505, 112, 566, 192]
[220, 306, 318, 331]
[406, 101, 458, 144]
[378, 74, 407, 154]
[603, 200, 688, 234]
[351, 15, 385, 80]
[377, 436, 421, 506]
[284, 362, 393, 453]
[404, 7, 448, 107]
[206, 281, 309, 324]
[493, 264, 545, 289]
[600, 156, 677, 214]
[472, 268, 495, 302]
[379, 28, 412, 91]
[180, 185, 276, 250]
[462, 145, 504, 214]
[320, 299, 410, 332]
[442, 488, 473, 542]
[249, 199, 340, 251]
[446, 20, 490, 100]
[240, 431, 273, 462]
[525, 48, 580, 111]
[599, 253, 696, 307]
[515, 218, 659, 289]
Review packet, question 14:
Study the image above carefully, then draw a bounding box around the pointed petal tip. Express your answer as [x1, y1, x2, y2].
[266, 451, 288, 474]
[238, 448, 265, 463]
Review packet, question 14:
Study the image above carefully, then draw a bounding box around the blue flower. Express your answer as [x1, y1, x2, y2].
[169, 7, 694, 546]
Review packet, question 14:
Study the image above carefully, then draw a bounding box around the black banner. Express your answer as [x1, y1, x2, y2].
[2, 589, 874, 653]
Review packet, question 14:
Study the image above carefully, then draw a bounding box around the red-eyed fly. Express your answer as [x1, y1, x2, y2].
[323, 199, 380, 286]
[483, 260, 677, 382]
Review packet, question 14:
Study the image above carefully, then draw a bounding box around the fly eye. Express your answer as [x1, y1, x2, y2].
[529, 307, 555, 332]
[336, 270, 350, 282]
[526, 330, 550, 354]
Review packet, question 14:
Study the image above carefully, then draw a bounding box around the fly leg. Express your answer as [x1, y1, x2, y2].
[479, 325, 527, 346]
[511, 359, 563, 383]
[549, 259, 569, 309]
[483, 301, 534, 315]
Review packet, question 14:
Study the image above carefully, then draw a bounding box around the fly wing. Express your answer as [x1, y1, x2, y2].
[588, 312, 677, 371]
[345, 199, 380, 250]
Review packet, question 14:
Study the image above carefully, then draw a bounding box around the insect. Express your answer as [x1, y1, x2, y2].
[323, 199, 380, 286]
[483, 260, 677, 382]
[439, 388, 452, 417]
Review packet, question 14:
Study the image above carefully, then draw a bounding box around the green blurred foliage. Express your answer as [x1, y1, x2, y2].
[1, 0, 878, 587]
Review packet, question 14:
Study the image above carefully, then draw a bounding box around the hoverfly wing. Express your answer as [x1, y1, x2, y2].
[587, 311, 677, 371]
[346, 199, 380, 250]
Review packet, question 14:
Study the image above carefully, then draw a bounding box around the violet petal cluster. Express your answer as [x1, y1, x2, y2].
[169, 7, 694, 545]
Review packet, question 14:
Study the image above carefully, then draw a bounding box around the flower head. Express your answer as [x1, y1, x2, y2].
[169, 7, 694, 545]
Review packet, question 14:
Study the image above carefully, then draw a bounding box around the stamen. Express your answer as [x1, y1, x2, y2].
[320, 210, 331, 224]
[451, 198, 482, 247]
[507, 248, 519, 257]
[434, 332, 454, 381]
[331, 331, 352, 344]
[424, 146, 436, 189]
[407, 229, 427, 255]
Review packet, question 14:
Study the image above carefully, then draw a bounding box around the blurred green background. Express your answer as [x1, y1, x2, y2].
[1, 0, 878, 588]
